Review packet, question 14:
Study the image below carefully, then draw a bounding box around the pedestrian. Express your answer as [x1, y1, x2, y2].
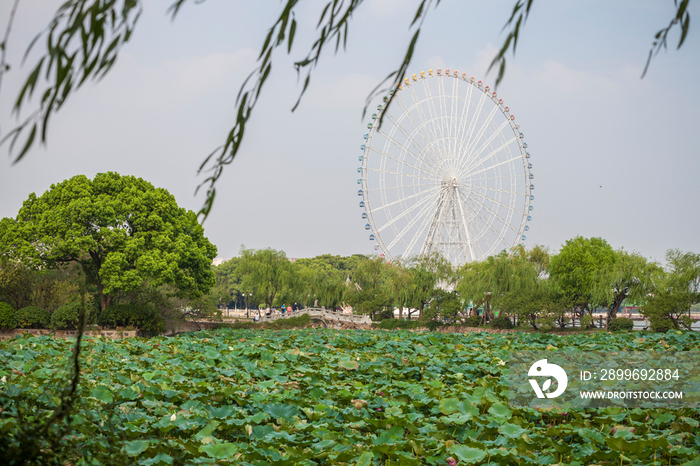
[287, 304, 292, 314]
[314, 298, 318, 308]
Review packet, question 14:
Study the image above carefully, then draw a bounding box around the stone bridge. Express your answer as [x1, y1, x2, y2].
[257, 307, 371, 327]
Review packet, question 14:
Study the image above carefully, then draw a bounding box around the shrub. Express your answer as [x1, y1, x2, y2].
[579, 314, 594, 329]
[377, 318, 420, 330]
[265, 313, 310, 329]
[650, 318, 676, 333]
[425, 320, 442, 331]
[608, 317, 634, 332]
[98, 303, 166, 336]
[490, 316, 514, 329]
[15, 306, 50, 329]
[463, 316, 483, 327]
[50, 302, 85, 330]
[0, 302, 15, 329]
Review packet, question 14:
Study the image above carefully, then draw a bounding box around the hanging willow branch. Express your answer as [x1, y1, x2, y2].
[0, 0, 693, 219]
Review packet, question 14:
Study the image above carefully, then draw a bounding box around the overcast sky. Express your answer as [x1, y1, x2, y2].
[1, 0, 698, 266]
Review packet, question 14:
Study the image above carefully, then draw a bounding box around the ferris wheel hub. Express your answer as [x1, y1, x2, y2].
[358, 70, 533, 266]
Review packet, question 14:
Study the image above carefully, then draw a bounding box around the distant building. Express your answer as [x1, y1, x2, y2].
[212, 257, 230, 266]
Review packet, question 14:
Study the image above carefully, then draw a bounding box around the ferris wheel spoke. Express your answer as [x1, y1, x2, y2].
[453, 187, 476, 261]
[384, 189, 442, 251]
[455, 81, 474, 158]
[404, 204, 437, 259]
[469, 204, 512, 255]
[389, 95, 434, 151]
[393, 93, 442, 156]
[471, 173, 521, 182]
[467, 189, 521, 235]
[461, 91, 487, 157]
[379, 113, 442, 171]
[367, 167, 434, 182]
[472, 185, 528, 197]
[469, 209, 499, 258]
[377, 186, 440, 236]
[463, 152, 522, 179]
[437, 77, 451, 155]
[465, 104, 500, 165]
[422, 78, 451, 158]
[461, 119, 514, 175]
[371, 184, 440, 213]
[365, 183, 434, 193]
[451, 77, 459, 137]
[369, 146, 437, 178]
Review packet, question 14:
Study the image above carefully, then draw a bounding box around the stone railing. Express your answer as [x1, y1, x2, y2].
[257, 307, 371, 324]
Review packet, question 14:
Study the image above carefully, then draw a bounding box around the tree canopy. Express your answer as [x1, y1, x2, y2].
[236, 247, 295, 311]
[549, 236, 615, 317]
[0, 172, 217, 310]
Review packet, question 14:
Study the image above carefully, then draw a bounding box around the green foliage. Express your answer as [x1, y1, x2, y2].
[425, 320, 442, 331]
[97, 303, 166, 336]
[650, 317, 677, 333]
[458, 246, 541, 320]
[345, 257, 393, 319]
[50, 302, 83, 330]
[500, 280, 568, 330]
[607, 317, 634, 332]
[592, 249, 662, 320]
[463, 315, 483, 327]
[14, 305, 50, 329]
[264, 313, 310, 329]
[423, 290, 462, 323]
[375, 319, 421, 330]
[0, 172, 217, 311]
[0, 259, 34, 310]
[237, 247, 295, 311]
[0, 301, 15, 329]
[2, 329, 700, 464]
[215, 313, 311, 330]
[549, 236, 615, 317]
[641, 249, 700, 330]
[490, 316, 514, 329]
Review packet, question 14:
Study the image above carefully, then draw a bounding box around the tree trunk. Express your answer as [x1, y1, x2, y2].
[98, 292, 113, 312]
[606, 292, 627, 322]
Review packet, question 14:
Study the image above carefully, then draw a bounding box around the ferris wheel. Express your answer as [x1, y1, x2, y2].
[358, 68, 533, 266]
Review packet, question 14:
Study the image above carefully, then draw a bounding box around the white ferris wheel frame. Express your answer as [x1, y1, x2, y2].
[358, 68, 533, 266]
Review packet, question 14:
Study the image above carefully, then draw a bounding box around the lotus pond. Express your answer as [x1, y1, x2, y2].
[1, 329, 700, 465]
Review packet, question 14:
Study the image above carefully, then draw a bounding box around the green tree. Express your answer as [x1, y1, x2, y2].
[236, 247, 295, 311]
[500, 280, 569, 330]
[457, 246, 539, 322]
[292, 259, 347, 309]
[1, 1, 691, 217]
[0, 259, 34, 310]
[641, 249, 700, 330]
[212, 257, 243, 307]
[549, 236, 615, 325]
[403, 253, 453, 320]
[591, 249, 662, 323]
[346, 256, 393, 320]
[423, 290, 461, 323]
[0, 172, 217, 311]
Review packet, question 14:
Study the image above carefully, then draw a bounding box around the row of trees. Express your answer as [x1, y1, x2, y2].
[216, 238, 699, 331]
